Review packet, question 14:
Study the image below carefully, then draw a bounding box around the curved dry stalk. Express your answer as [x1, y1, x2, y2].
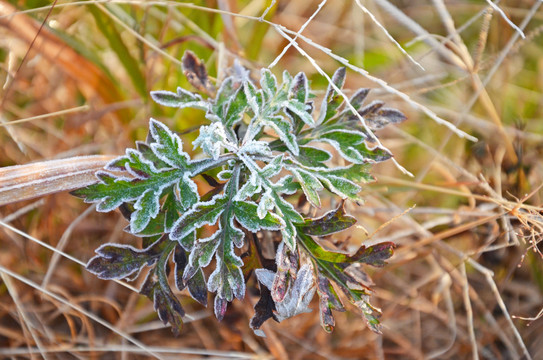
[0, 155, 116, 206]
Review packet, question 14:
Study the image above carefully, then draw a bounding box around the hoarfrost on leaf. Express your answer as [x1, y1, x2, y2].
[256, 263, 316, 322]
[75, 52, 404, 335]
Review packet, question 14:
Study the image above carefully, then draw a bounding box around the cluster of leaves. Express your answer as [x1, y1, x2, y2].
[73, 52, 405, 335]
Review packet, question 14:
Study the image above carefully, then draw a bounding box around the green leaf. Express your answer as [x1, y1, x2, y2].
[260, 68, 278, 100]
[316, 172, 362, 200]
[148, 119, 191, 169]
[290, 167, 323, 208]
[312, 129, 391, 164]
[150, 87, 208, 110]
[285, 100, 314, 126]
[300, 232, 394, 266]
[233, 200, 284, 232]
[265, 116, 299, 156]
[326, 163, 375, 183]
[170, 194, 228, 241]
[89, 6, 146, 98]
[296, 146, 331, 167]
[184, 231, 222, 281]
[223, 86, 248, 131]
[319, 129, 366, 146]
[131, 188, 161, 233]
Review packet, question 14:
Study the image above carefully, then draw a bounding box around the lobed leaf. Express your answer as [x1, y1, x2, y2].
[316, 273, 345, 332]
[290, 167, 323, 208]
[285, 100, 314, 127]
[148, 119, 191, 169]
[86, 236, 167, 280]
[295, 146, 332, 168]
[150, 88, 207, 110]
[233, 200, 284, 232]
[140, 255, 185, 336]
[170, 194, 228, 241]
[318, 67, 346, 124]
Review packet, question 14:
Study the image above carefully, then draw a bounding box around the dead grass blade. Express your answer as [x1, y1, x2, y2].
[0, 155, 116, 206]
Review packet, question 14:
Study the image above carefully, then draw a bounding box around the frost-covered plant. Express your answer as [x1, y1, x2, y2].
[73, 52, 406, 335]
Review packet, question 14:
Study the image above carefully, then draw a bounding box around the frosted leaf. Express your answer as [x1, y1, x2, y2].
[130, 187, 162, 233]
[170, 194, 228, 240]
[233, 200, 284, 232]
[257, 188, 274, 219]
[260, 68, 278, 100]
[239, 140, 272, 157]
[256, 264, 316, 322]
[149, 119, 191, 169]
[193, 122, 237, 160]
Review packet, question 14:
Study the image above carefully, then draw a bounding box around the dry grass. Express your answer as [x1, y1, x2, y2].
[1, 0, 543, 359]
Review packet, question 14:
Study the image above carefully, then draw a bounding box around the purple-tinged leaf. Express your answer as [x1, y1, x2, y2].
[366, 108, 407, 130]
[290, 72, 308, 104]
[174, 245, 188, 291]
[358, 100, 384, 118]
[271, 242, 299, 302]
[298, 202, 356, 237]
[140, 261, 185, 336]
[349, 88, 370, 111]
[214, 296, 228, 321]
[86, 236, 167, 280]
[344, 289, 383, 334]
[187, 269, 208, 307]
[258, 264, 316, 322]
[318, 67, 347, 124]
[354, 242, 395, 267]
[316, 273, 345, 333]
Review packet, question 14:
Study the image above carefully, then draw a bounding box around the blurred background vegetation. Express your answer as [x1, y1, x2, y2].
[1, 0, 542, 359]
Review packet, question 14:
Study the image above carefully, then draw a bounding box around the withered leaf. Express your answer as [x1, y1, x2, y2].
[182, 50, 215, 95]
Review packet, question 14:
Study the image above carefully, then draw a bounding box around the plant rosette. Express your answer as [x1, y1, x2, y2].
[73, 51, 406, 336]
